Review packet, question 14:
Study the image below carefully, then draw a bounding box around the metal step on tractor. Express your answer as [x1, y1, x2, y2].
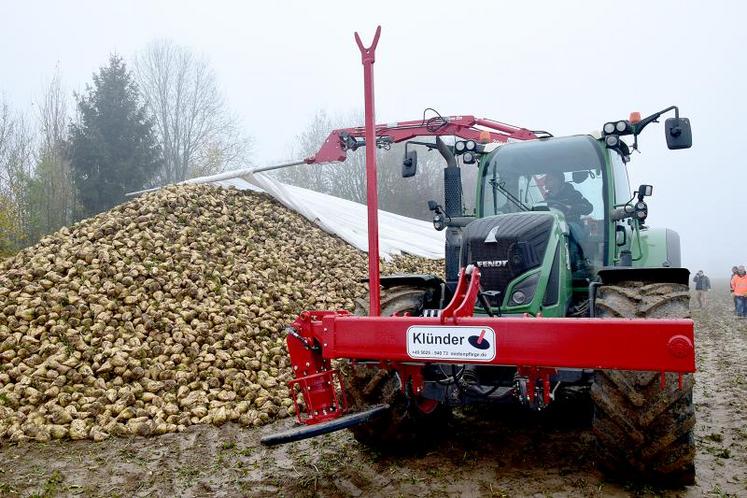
[261, 27, 696, 486]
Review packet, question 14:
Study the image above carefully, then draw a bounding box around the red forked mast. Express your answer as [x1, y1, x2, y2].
[356, 26, 382, 317]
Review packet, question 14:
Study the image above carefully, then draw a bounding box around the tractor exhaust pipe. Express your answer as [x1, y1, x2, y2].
[438, 136, 462, 218]
[436, 135, 457, 169]
[437, 136, 463, 287]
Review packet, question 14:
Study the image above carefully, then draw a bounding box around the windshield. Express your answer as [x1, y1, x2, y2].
[481, 136, 606, 217]
[481, 135, 608, 269]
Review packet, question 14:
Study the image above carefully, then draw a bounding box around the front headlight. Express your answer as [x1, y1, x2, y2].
[511, 290, 527, 305]
[509, 272, 540, 306]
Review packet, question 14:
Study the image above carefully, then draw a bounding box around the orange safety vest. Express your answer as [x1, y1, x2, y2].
[734, 274, 747, 297]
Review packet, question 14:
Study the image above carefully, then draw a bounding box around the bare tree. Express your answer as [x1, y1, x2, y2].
[1, 70, 77, 251]
[29, 68, 76, 236]
[277, 111, 367, 203]
[0, 99, 35, 249]
[38, 69, 68, 153]
[134, 39, 251, 184]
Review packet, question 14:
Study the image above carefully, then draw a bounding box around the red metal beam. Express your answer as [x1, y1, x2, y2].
[312, 314, 695, 373]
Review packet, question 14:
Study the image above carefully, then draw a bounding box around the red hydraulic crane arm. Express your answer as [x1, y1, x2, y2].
[304, 115, 538, 165]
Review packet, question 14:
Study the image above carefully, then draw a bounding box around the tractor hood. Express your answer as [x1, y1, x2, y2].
[460, 212, 556, 305]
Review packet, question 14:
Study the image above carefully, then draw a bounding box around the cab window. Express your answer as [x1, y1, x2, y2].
[481, 135, 607, 271]
[610, 150, 631, 204]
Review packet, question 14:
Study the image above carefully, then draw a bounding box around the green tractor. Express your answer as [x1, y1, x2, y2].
[261, 28, 695, 485]
[343, 107, 695, 484]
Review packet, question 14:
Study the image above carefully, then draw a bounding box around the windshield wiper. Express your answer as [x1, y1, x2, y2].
[488, 179, 529, 211]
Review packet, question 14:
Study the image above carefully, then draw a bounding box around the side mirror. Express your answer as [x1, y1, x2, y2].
[665, 117, 692, 149]
[402, 150, 418, 177]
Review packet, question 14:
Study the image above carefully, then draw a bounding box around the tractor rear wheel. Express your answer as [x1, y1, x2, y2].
[342, 285, 448, 450]
[592, 281, 695, 486]
[352, 285, 431, 316]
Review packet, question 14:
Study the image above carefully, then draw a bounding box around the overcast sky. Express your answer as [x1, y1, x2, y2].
[1, 1, 745, 276]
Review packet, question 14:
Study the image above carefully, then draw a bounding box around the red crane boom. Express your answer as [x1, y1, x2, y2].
[304, 115, 538, 165]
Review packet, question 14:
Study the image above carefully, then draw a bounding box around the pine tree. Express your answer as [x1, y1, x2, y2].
[69, 54, 161, 217]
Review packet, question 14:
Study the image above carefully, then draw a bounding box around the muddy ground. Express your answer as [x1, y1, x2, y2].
[1, 287, 745, 497]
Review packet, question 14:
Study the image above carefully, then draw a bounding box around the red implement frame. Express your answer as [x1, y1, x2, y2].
[301, 28, 537, 316]
[291, 268, 694, 373]
[287, 267, 695, 424]
[284, 28, 695, 426]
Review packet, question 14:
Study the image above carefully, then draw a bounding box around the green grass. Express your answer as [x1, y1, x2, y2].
[175, 464, 202, 488]
[705, 433, 724, 443]
[28, 470, 64, 498]
[708, 483, 739, 497]
[0, 482, 19, 495]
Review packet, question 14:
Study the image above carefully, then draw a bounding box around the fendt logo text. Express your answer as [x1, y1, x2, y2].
[476, 260, 508, 268]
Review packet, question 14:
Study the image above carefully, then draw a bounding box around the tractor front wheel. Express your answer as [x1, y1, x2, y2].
[342, 285, 448, 450]
[592, 281, 695, 486]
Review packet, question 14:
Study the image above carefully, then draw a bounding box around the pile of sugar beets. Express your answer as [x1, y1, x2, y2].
[0, 185, 443, 442]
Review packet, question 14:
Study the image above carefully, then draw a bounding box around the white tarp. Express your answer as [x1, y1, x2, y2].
[211, 173, 445, 260]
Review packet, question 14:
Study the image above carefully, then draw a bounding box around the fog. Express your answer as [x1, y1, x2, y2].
[1, 0, 744, 276]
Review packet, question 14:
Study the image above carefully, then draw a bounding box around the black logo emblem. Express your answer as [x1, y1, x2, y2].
[467, 330, 490, 350]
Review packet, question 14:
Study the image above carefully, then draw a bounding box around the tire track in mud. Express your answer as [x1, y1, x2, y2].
[688, 289, 747, 496]
[1, 289, 746, 497]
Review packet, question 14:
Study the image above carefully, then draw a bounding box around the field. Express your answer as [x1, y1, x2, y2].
[1, 285, 745, 497]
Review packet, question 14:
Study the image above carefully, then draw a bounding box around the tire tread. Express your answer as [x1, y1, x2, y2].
[592, 281, 695, 486]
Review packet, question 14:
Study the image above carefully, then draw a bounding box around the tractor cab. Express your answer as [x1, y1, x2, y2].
[462, 135, 614, 317]
[446, 109, 692, 318]
[479, 135, 608, 270]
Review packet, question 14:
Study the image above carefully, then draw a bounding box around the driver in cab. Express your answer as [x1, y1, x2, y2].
[543, 171, 593, 222]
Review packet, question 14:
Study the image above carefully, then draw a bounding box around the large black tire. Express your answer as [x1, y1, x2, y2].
[352, 285, 430, 316]
[592, 281, 695, 486]
[342, 286, 448, 450]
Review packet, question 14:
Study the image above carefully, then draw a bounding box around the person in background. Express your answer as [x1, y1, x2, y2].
[733, 266, 747, 319]
[692, 270, 711, 309]
[731, 266, 739, 315]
